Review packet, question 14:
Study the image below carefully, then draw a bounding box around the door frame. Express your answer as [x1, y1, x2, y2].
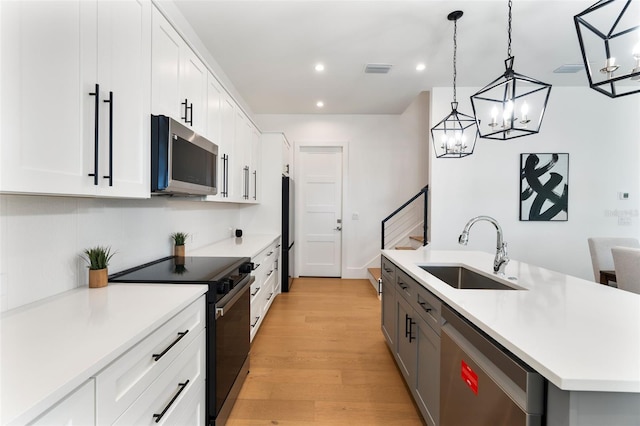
[294, 140, 349, 279]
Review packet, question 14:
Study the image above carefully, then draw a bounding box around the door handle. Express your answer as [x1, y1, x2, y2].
[335, 226, 342, 231]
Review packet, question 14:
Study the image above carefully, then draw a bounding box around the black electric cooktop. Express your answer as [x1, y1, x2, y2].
[109, 256, 252, 302]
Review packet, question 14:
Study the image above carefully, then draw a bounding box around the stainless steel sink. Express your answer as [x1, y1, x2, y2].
[419, 265, 520, 290]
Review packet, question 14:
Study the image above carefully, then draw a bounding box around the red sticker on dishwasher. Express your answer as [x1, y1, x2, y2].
[461, 360, 478, 395]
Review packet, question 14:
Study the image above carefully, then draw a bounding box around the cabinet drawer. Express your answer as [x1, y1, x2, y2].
[415, 284, 442, 334]
[396, 269, 415, 301]
[253, 242, 278, 271]
[113, 329, 206, 426]
[96, 296, 206, 425]
[381, 256, 396, 283]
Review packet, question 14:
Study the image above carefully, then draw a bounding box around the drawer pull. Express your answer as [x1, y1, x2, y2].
[275, 244, 281, 248]
[384, 267, 393, 273]
[267, 270, 273, 277]
[419, 301, 432, 313]
[251, 287, 261, 297]
[266, 292, 274, 301]
[251, 316, 261, 328]
[252, 263, 261, 270]
[152, 379, 190, 423]
[267, 251, 273, 256]
[152, 330, 189, 362]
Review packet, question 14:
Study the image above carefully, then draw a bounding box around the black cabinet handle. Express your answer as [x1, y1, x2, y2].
[251, 287, 260, 297]
[221, 154, 228, 197]
[418, 301, 432, 313]
[181, 98, 189, 123]
[408, 317, 416, 342]
[251, 316, 261, 328]
[266, 292, 274, 301]
[275, 244, 281, 248]
[267, 270, 273, 277]
[267, 251, 273, 256]
[187, 102, 193, 126]
[405, 314, 410, 338]
[152, 330, 189, 362]
[152, 379, 190, 423]
[88, 83, 100, 185]
[384, 267, 393, 273]
[378, 279, 382, 295]
[252, 263, 261, 270]
[243, 166, 250, 199]
[102, 91, 113, 186]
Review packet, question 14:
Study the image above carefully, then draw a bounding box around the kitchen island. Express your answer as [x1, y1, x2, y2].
[382, 248, 640, 426]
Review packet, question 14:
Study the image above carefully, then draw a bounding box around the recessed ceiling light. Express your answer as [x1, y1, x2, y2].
[416, 63, 426, 71]
[316, 101, 324, 108]
[315, 63, 325, 72]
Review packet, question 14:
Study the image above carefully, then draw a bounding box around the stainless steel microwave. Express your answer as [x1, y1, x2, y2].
[151, 115, 218, 196]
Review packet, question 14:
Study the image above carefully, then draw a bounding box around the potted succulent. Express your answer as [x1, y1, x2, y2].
[171, 232, 189, 258]
[82, 246, 115, 288]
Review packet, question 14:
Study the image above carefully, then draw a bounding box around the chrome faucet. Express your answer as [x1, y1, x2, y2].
[458, 216, 509, 275]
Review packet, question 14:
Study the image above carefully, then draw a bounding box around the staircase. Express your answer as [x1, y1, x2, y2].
[381, 185, 429, 251]
[368, 186, 429, 296]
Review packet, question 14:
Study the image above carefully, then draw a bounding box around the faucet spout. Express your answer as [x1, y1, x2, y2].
[458, 215, 509, 275]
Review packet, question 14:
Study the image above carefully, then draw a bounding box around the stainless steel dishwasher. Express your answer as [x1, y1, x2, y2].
[440, 305, 544, 426]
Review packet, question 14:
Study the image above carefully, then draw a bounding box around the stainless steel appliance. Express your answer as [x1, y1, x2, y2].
[151, 115, 218, 196]
[440, 305, 544, 426]
[109, 256, 253, 425]
[281, 175, 295, 291]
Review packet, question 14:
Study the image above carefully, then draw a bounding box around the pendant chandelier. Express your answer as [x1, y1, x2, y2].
[430, 10, 478, 159]
[574, 0, 640, 98]
[470, 0, 552, 140]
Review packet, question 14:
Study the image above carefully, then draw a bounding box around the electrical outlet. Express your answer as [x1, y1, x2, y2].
[618, 216, 632, 226]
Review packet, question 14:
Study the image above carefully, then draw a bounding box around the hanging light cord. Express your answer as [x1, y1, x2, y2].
[507, 0, 512, 58]
[452, 17, 457, 103]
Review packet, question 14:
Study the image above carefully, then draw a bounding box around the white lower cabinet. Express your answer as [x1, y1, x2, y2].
[112, 330, 206, 425]
[95, 296, 205, 425]
[29, 379, 95, 426]
[250, 238, 281, 341]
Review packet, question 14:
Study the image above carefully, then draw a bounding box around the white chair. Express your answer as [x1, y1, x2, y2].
[611, 247, 640, 295]
[587, 237, 640, 284]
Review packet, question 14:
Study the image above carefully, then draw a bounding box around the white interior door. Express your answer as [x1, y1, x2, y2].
[298, 146, 342, 277]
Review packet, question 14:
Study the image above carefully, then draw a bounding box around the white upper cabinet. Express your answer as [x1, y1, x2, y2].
[151, 8, 207, 136]
[0, 0, 151, 198]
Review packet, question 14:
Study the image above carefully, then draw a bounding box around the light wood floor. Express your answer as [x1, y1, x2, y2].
[227, 277, 424, 425]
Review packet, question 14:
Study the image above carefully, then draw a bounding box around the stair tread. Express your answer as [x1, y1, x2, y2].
[409, 235, 425, 242]
[367, 267, 381, 281]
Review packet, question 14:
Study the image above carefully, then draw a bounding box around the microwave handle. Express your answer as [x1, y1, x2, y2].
[88, 83, 100, 186]
[103, 91, 113, 186]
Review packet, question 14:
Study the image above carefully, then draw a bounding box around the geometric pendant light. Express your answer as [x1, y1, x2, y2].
[574, 0, 640, 98]
[430, 10, 479, 158]
[470, 0, 552, 140]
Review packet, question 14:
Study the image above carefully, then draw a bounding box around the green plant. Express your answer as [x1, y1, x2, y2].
[170, 232, 189, 246]
[82, 246, 115, 270]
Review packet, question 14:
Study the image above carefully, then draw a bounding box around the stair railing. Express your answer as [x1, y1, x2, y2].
[381, 185, 429, 249]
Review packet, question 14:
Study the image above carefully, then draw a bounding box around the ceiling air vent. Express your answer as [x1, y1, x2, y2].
[364, 63, 393, 74]
[553, 64, 585, 73]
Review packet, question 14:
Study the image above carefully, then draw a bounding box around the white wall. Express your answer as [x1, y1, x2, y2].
[256, 92, 430, 278]
[429, 86, 640, 280]
[0, 195, 247, 312]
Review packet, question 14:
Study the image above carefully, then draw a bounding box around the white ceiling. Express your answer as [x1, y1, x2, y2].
[172, 0, 607, 114]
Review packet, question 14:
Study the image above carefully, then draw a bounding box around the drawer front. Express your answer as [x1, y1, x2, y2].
[96, 296, 206, 425]
[262, 269, 277, 315]
[396, 269, 415, 301]
[112, 329, 206, 426]
[415, 284, 442, 334]
[381, 256, 395, 283]
[160, 380, 206, 426]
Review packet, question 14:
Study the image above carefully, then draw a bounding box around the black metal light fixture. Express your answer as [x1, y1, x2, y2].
[470, 0, 552, 140]
[430, 11, 478, 159]
[574, 0, 640, 98]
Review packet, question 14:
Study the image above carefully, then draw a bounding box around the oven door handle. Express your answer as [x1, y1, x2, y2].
[216, 276, 254, 319]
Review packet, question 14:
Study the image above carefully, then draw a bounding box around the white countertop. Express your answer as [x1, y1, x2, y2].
[383, 248, 640, 393]
[0, 283, 208, 425]
[190, 234, 280, 258]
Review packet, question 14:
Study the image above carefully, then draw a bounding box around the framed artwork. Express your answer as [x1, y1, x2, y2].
[520, 153, 569, 221]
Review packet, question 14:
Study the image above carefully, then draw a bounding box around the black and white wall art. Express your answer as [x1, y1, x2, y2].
[520, 153, 569, 221]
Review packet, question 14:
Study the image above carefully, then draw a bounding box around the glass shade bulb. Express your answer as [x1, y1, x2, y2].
[633, 41, 640, 59]
[491, 106, 498, 120]
[521, 101, 529, 116]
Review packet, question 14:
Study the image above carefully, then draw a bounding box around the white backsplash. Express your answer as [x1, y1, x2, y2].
[0, 194, 243, 312]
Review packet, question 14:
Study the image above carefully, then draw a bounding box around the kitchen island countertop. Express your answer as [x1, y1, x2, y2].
[383, 248, 640, 393]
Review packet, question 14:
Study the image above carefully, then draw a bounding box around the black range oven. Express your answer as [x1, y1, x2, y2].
[109, 256, 253, 426]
